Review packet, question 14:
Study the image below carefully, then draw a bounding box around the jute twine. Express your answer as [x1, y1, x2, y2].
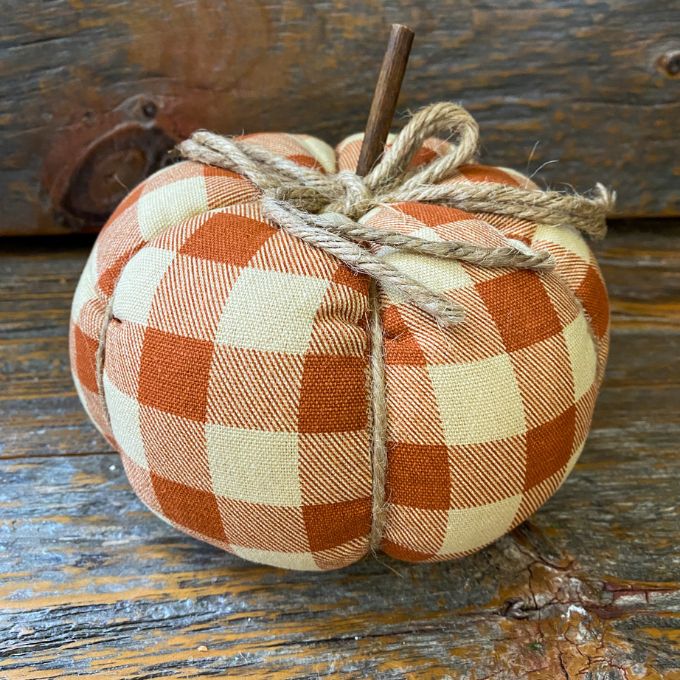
[178, 102, 614, 551]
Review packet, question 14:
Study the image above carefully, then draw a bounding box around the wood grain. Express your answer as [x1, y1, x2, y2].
[0, 222, 679, 677]
[0, 1, 679, 235]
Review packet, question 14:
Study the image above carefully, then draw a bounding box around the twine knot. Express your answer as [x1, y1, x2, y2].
[178, 102, 614, 327]
[323, 170, 374, 219]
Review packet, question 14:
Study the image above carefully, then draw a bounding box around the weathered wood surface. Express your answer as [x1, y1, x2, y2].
[1, 1, 679, 236]
[1, 221, 679, 678]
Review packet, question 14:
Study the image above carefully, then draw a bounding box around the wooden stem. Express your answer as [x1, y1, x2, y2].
[355, 24, 414, 177]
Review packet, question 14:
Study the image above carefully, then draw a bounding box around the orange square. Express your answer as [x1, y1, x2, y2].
[218, 498, 309, 552]
[384, 332, 428, 366]
[382, 306, 428, 366]
[477, 270, 562, 352]
[386, 443, 451, 509]
[331, 263, 370, 296]
[409, 146, 438, 168]
[447, 437, 525, 508]
[99, 249, 143, 298]
[288, 154, 325, 170]
[298, 355, 368, 433]
[151, 474, 226, 542]
[381, 538, 433, 562]
[138, 328, 213, 421]
[576, 265, 609, 339]
[458, 164, 520, 186]
[141, 406, 212, 491]
[302, 497, 371, 552]
[397, 201, 470, 227]
[180, 212, 275, 266]
[72, 325, 99, 394]
[524, 405, 576, 490]
[202, 166, 242, 179]
[208, 345, 303, 430]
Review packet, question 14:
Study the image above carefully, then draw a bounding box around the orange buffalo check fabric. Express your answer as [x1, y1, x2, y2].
[70, 131, 609, 570]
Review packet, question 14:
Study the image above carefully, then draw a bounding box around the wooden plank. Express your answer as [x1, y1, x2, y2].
[0, 237, 99, 459]
[1, 453, 678, 678]
[0, 1, 679, 236]
[0, 222, 679, 676]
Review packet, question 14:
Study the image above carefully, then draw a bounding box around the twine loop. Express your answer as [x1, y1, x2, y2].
[178, 102, 613, 328]
[323, 170, 374, 217]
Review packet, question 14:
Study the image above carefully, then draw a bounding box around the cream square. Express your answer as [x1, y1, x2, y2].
[534, 223, 591, 261]
[231, 546, 321, 571]
[112, 247, 175, 325]
[215, 268, 328, 354]
[440, 494, 522, 555]
[410, 225, 443, 241]
[296, 135, 337, 173]
[565, 439, 586, 477]
[103, 373, 148, 469]
[71, 242, 98, 324]
[205, 425, 301, 506]
[563, 313, 598, 401]
[383, 251, 473, 293]
[428, 354, 526, 445]
[137, 177, 208, 240]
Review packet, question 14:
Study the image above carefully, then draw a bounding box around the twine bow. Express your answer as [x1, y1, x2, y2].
[178, 102, 613, 327]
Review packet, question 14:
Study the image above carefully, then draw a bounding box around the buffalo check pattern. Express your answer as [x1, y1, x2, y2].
[70, 131, 609, 570]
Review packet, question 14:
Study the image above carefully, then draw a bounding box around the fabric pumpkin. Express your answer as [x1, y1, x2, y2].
[70, 130, 609, 571]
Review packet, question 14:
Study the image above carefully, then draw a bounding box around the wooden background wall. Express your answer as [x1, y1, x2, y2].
[1, 0, 678, 236]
